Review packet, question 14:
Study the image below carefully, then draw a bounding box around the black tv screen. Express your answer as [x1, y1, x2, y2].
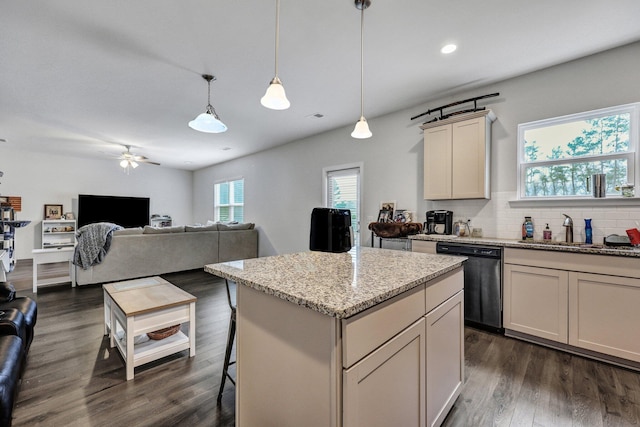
[78, 194, 150, 228]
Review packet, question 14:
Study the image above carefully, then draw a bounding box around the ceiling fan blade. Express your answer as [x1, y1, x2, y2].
[143, 161, 161, 166]
[133, 154, 149, 161]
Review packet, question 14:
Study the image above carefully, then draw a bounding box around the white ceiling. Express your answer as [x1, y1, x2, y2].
[2, 1, 640, 171]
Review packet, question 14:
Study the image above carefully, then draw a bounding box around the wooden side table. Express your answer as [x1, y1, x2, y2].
[32, 248, 76, 292]
[104, 277, 197, 380]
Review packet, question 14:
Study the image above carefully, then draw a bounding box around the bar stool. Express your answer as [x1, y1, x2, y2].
[217, 279, 236, 403]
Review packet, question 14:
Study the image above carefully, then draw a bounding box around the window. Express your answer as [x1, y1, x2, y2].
[518, 103, 639, 199]
[325, 165, 361, 245]
[214, 178, 244, 222]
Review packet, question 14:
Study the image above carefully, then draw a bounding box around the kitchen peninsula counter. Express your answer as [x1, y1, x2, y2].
[206, 247, 466, 427]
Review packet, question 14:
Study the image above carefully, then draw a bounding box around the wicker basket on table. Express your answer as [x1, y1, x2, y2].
[148, 324, 180, 340]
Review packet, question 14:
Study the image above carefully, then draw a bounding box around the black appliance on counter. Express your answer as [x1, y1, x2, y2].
[437, 242, 503, 333]
[309, 208, 353, 253]
[425, 210, 453, 235]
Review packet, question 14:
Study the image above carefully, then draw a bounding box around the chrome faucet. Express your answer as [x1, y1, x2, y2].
[562, 214, 573, 243]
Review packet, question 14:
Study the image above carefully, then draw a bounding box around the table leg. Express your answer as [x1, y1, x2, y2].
[126, 315, 134, 380]
[189, 301, 196, 357]
[70, 261, 76, 287]
[32, 256, 38, 293]
[110, 305, 116, 348]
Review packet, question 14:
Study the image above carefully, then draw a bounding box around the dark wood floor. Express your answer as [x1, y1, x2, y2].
[5, 262, 640, 426]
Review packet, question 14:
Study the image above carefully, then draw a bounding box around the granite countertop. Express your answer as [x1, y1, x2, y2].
[410, 234, 640, 258]
[205, 246, 465, 319]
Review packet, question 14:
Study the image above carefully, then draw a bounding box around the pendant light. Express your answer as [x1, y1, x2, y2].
[189, 74, 228, 133]
[261, 0, 290, 110]
[351, 0, 372, 139]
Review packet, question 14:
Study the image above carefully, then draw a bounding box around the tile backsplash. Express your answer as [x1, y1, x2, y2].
[430, 191, 640, 243]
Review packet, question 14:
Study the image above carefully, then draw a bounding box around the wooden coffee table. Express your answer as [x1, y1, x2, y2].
[103, 276, 196, 380]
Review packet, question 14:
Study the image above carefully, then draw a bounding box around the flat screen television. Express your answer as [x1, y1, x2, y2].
[78, 194, 150, 228]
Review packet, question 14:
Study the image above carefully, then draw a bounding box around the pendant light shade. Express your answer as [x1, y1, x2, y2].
[351, 116, 372, 139]
[352, 0, 372, 139]
[189, 74, 228, 133]
[261, 0, 290, 110]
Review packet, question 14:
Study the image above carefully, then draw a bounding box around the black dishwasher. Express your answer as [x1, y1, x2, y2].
[436, 242, 503, 333]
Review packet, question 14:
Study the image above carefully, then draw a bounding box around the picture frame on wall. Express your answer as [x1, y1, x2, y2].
[44, 204, 63, 220]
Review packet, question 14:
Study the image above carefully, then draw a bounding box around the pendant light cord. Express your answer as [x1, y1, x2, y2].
[359, 5, 365, 117]
[274, 0, 281, 77]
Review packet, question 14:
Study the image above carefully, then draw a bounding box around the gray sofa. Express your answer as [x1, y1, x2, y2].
[75, 224, 258, 286]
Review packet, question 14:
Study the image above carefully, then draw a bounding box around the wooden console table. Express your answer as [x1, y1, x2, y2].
[32, 247, 76, 292]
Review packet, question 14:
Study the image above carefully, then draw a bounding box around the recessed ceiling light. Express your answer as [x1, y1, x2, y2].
[441, 44, 457, 54]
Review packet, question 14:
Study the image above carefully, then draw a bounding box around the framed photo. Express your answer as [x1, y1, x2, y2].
[394, 209, 407, 223]
[377, 209, 391, 223]
[380, 201, 396, 221]
[64, 212, 75, 220]
[44, 204, 63, 219]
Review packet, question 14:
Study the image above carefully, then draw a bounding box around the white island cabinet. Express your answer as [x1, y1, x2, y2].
[206, 247, 465, 427]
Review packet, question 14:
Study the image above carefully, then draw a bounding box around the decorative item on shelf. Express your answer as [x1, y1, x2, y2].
[188, 74, 227, 133]
[148, 324, 181, 340]
[351, 0, 372, 139]
[393, 209, 406, 223]
[64, 212, 75, 220]
[379, 201, 395, 222]
[44, 204, 63, 219]
[377, 209, 391, 223]
[261, 0, 290, 110]
[616, 183, 635, 197]
[584, 218, 593, 244]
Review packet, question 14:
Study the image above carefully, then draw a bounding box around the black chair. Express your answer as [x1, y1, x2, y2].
[217, 279, 236, 403]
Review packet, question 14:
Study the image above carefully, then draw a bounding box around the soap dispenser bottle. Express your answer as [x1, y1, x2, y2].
[543, 224, 552, 241]
[585, 218, 592, 244]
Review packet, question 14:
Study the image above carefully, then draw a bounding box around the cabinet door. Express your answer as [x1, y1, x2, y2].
[569, 272, 640, 362]
[423, 124, 452, 200]
[343, 318, 425, 427]
[426, 290, 463, 427]
[504, 264, 568, 343]
[451, 117, 488, 199]
[412, 240, 437, 254]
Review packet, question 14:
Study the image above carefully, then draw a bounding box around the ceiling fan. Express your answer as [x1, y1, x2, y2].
[118, 145, 160, 171]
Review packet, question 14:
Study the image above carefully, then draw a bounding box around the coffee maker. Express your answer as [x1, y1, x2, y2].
[425, 210, 453, 235]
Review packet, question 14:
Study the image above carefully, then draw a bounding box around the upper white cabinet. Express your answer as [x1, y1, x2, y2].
[422, 110, 496, 200]
[42, 219, 76, 249]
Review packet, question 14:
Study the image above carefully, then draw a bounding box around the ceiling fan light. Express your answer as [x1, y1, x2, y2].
[120, 159, 129, 168]
[351, 116, 372, 139]
[131, 161, 139, 169]
[261, 77, 290, 110]
[188, 110, 228, 133]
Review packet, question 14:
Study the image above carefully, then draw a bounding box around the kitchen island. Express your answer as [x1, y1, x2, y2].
[205, 247, 466, 427]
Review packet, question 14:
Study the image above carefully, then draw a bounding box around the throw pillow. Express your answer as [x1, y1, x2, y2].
[113, 227, 143, 236]
[217, 223, 255, 231]
[185, 225, 218, 232]
[143, 225, 185, 234]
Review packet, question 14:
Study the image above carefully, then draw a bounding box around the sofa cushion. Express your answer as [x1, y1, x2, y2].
[0, 335, 23, 426]
[143, 225, 185, 234]
[185, 224, 218, 232]
[113, 227, 143, 236]
[0, 284, 15, 303]
[217, 223, 255, 231]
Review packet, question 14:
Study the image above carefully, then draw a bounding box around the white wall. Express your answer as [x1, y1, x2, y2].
[194, 41, 640, 256]
[0, 148, 193, 259]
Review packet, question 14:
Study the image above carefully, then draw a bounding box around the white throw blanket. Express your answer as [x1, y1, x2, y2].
[73, 222, 123, 269]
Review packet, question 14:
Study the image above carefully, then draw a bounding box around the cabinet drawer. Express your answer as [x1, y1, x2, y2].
[425, 268, 463, 314]
[342, 284, 425, 368]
